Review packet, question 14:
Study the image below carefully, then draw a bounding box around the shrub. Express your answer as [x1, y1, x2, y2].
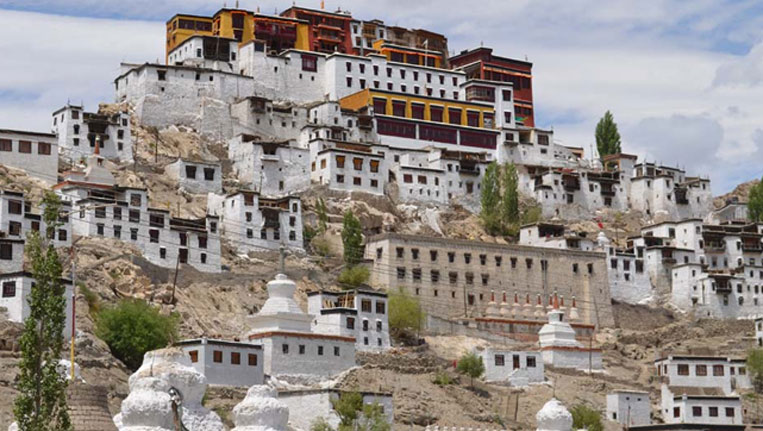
[311, 237, 332, 257]
[456, 352, 485, 388]
[95, 299, 178, 370]
[570, 404, 603, 431]
[432, 370, 454, 386]
[338, 266, 370, 287]
[310, 417, 333, 431]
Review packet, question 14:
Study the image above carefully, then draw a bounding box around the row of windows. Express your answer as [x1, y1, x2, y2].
[661, 363, 746, 377]
[671, 405, 735, 418]
[185, 166, 216, 181]
[188, 349, 258, 366]
[346, 317, 384, 331]
[344, 61, 457, 85]
[347, 78, 459, 100]
[246, 228, 298, 242]
[359, 299, 386, 314]
[0, 139, 52, 155]
[331, 175, 380, 188]
[384, 248, 595, 274]
[282, 343, 341, 356]
[494, 354, 537, 368]
[92, 225, 210, 264]
[373, 98, 492, 128]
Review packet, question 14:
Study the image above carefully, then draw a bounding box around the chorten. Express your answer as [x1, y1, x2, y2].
[231, 385, 289, 431]
[536, 398, 573, 431]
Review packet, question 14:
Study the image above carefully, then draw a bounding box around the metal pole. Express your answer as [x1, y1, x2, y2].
[70, 245, 76, 381]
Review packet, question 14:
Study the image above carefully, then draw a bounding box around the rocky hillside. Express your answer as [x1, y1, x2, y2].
[714, 179, 759, 209]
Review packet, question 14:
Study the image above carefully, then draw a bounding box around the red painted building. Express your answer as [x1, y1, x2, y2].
[280, 6, 353, 54]
[449, 47, 535, 127]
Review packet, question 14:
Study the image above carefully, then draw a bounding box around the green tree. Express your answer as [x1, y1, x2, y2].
[338, 265, 370, 287]
[13, 191, 72, 431]
[388, 288, 426, 343]
[332, 392, 364, 431]
[310, 417, 334, 431]
[341, 210, 363, 266]
[595, 111, 621, 159]
[316, 198, 329, 233]
[95, 299, 178, 370]
[456, 351, 485, 388]
[480, 162, 502, 235]
[570, 404, 603, 431]
[501, 163, 520, 226]
[330, 392, 390, 431]
[749, 179, 763, 223]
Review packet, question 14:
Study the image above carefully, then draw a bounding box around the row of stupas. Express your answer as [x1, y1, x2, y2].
[483, 290, 580, 322]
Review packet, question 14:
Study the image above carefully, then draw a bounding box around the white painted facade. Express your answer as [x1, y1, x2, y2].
[166, 35, 239, 73]
[630, 163, 712, 220]
[114, 63, 254, 139]
[476, 347, 544, 387]
[216, 191, 304, 253]
[51, 105, 132, 163]
[229, 97, 307, 144]
[307, 289, 391, 352]
[655, 356, 751, 395]
[279, 389, 393, 431]
[757, 317, 763, 347]
[606, 390, 650, 426]
[176, 338, 264, 388]
[0, 129, 59, 184]
[228, 135, 310, 195]
[246, 273, 357, 378]
[309, 140, 386, 195]
[0, 272, 73, 339]
[56, 165, 221, 273]
[0, 190, 72, 249]
[0, 238, 24, 274]
[660, 387, 742, 426]
[164, 158, 223, 194]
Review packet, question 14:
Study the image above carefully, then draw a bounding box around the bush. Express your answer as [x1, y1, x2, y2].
[95, 299, 178, 370]
[311, 237, 332, 257]
[432, 370, 454, 386]
[338, 266, 370, 287]
[388, 288, 425, 344]
[310, 417, 333, 431]
[456, 352, 485, 388]
[570, 404, 603, 431]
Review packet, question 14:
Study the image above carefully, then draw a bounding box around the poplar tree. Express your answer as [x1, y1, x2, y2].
[13, 191, 72, 431]
[479, 162, 501, 235]
[749, 179, 763, 223]
[501, 163, 520, 227]
[595, 111, 622, 158]
[341, 210, 363, 266]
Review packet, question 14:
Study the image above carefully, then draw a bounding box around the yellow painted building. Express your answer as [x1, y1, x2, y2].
[340, 88, 495, 129]
[165, 9, 309, 62]
[373, 40, 443, 69]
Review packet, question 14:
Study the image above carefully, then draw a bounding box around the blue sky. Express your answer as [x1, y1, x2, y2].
[0, 0, 762, 193]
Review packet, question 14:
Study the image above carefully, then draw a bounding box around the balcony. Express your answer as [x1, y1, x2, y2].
[600, 189, 615, 197]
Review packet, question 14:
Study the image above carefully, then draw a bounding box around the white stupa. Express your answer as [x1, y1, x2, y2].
[536, 398, 573, 431]
[538, 294, 581, 350]
[499, 291, 510, 316]
[231, 385, 289, 431]
[484, 290, 499, 317]
[113, 348, 224, 431]
[538, 293, 602, 370]
[247, 273, 313, 335]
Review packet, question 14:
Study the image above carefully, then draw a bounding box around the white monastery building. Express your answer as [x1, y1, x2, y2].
[0, 129, 59, 184]
[307, 288, 391, 352]
[245, 273, 356, 378]
[175, 337, 264, 388]
[51, 104, 132, 163]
